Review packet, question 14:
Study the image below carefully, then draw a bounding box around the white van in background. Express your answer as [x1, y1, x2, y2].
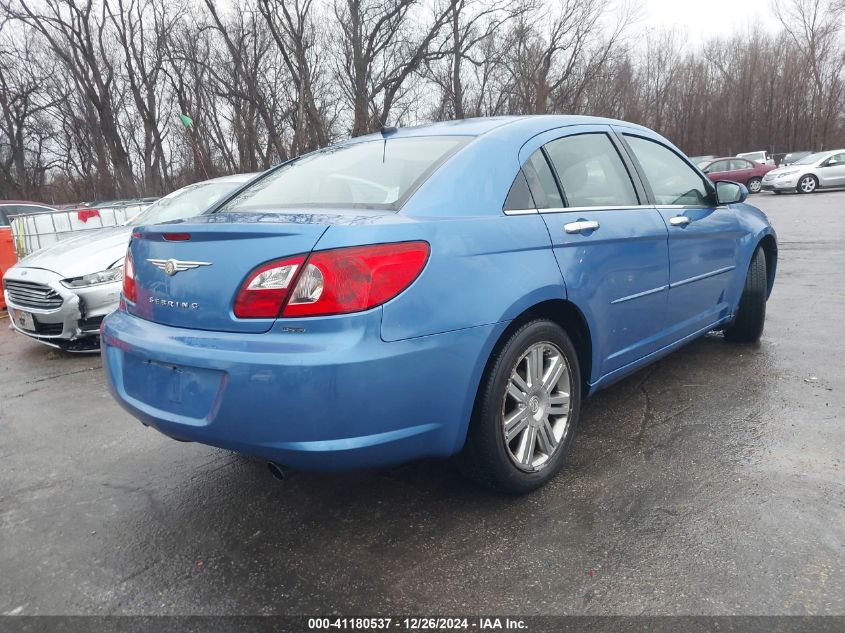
[737, 150, 774, 166]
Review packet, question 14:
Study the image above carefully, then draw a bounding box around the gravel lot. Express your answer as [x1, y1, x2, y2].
[1, 191, 843, 616]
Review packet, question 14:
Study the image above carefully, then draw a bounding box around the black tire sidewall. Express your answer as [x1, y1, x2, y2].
[468, 320, 582, 493]
[725, 247, 767, 342]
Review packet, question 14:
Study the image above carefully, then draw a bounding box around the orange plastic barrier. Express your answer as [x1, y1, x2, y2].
[0, 227, 17, 310]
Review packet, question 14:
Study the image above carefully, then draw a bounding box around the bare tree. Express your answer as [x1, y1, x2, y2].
[774, 0, 845, 148]
[332, 0, 457, 135]
[0, 0, 844, 202]
[105, 0, 177, 194]
[3, 0, 138, 196]
[257, 0, 331, 154]
[0, 28, 60, 197]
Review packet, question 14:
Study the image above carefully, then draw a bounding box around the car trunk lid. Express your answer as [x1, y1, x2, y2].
[127, 217, 329, 333]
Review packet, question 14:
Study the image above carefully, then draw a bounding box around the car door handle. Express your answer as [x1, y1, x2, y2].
[564, 220, 600, 234]
[669, 216, 691, 227]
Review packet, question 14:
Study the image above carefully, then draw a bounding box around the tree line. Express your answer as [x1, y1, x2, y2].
[0, 0, 843, 203]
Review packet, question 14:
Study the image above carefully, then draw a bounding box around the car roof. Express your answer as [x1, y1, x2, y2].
[203, 173, 258, 184]
[351, 115, 652, 142]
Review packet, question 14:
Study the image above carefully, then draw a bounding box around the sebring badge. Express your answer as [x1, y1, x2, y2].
[148, 258, 212, 276]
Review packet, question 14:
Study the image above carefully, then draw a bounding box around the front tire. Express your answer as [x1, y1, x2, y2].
[797, 174, 817, 194]
[725, 247, 767, 343]
[461, 319, 581, 494]
[747, 177, 762, 194]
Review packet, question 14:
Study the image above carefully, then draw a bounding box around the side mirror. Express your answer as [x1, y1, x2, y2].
[715, 180, 748, 205]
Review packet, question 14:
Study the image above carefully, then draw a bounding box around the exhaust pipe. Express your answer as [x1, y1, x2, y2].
[267, 462, 288, 481]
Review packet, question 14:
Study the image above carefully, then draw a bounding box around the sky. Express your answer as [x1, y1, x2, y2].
[636, 0, 783, 45]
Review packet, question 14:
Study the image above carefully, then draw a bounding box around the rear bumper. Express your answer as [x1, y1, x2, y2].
[102, 309, 503, 471]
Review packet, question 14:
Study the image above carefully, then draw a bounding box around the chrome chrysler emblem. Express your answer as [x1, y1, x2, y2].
[147, 258, 212, 276]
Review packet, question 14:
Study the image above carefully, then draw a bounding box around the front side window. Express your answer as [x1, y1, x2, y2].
[625, 135, 711, 206]
[220, 136, 467, 212]
[825, 153, 845, 166]
[544, 133, 639, 207]
[707, 160, 730, 173]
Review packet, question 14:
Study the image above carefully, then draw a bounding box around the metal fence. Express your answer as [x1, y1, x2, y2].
[10, 201, 152, 259]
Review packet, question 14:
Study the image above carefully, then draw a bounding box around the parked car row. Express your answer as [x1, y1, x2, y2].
[693, 149, 845, 195]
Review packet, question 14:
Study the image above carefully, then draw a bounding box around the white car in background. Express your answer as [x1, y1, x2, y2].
[761, 149, 845, 194]
[2, 173, 255, 352]
[737, 150, 774, 166]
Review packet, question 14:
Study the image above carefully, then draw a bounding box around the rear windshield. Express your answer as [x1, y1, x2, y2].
[128, 180, 244, 226]
[219, 136, 468, 212]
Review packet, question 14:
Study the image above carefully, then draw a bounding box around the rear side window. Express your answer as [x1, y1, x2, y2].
[503, 170, 535, 211]
[220, 136, 468, 211]
[544, 133, 638, 207]
[525, 151, 563, 208]
[730, 159, 751, 170]
[625, 135, 711, 206]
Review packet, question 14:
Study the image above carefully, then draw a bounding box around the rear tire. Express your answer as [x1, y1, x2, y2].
[747, 177, 762, 194]
[725, 247, 767, 343]
[797, 174, 817, 194]
[461, 319, 581, 494]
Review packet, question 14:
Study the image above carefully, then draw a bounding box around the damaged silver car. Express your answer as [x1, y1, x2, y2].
[3, 173, 255, 352]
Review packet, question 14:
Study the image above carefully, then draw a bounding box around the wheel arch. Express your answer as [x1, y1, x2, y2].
[798, 172, 819, 191]
[482, 299, 593, 400]
[454, 298, 594, 455]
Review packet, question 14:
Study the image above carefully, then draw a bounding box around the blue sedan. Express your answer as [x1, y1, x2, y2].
[102, 116, 777, 493]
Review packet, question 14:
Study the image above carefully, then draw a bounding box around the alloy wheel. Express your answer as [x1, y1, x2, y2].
[501, 342, 572, 472]
[748, 179, 762, 193]
[800, 176, 817, 193]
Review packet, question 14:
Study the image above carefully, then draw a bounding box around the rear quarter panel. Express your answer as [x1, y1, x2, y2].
[312, 214, 565, 342]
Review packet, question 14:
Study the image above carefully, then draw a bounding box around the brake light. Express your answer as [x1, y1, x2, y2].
[123, 250, 136, 303]
[284, 241, 429, 317]
[233, 255, 307, 318]
[233, 242, 430, 319]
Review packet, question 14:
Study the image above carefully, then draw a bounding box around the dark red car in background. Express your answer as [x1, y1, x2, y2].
[700, 157, 777, 194]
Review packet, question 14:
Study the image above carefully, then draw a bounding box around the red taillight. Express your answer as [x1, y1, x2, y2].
[123, 250, 136, 303]
[233, 241, 430, 319]
[283, 242, 430, 317]
[162, 232, 191, 241]
[233, 255, 307, 318]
